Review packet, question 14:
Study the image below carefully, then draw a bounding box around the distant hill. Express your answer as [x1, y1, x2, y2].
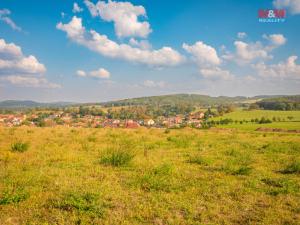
[256, 95, 300, 110]
[0, 100, 74, 109]
[99, 94, 241, 107]
[1, 94, 299, 109]
[259, 95, 300, 103]
[99, 94, 288, 107]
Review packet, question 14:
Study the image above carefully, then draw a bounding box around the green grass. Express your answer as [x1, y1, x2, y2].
[0, 188, 28, 205]
[100, 140, 136, 167]
[132, 163, 175, 192]
[218, 121, 300, 131]
[210, 109, 300, 131]
[0, 127, 300, 224]
[10, 141, 29, 152]
[100, 151, 135, 167]
[50, 192, 107, 217]
[187, 154, 210, 166]
[214, 109, 300, 121]
[231, 166, 252, 175]
[261, 178, 299, 196]
[282, 160, 300, 174]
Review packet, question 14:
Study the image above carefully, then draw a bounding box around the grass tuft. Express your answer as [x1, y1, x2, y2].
[100, 151, 135, 167]
[100, 140, 135, 167]
[134, 164, 174, 192]
[167, 136, 191, 148]
[87, 135, 97, 142]
[231, 166, 252, 175]
[282, 160, 300, 174]
[10, 141, 29, 152]
[0, 188, 29, 205]
[51, 192, 106, 217]
[187, 155, 209, 166]
[261, 178, 299, 195]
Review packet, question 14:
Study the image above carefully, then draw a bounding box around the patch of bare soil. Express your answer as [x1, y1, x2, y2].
[255, 127, 300, 133]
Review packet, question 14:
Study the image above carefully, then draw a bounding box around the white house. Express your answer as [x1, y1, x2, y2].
[145, 119, 155, 126]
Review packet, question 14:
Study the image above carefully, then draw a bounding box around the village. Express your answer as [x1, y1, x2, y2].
[0, 110, 206, 129]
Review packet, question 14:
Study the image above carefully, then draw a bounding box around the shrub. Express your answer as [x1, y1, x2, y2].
[11, 141, 29, 152]
[164, 129, 170, 134]
[231, 166, 252, 175]
[51, 192, 105, 217]
[100, 140, 135, 167]
[100, 151, 135, 167]
[0, 188, 28, 205]
[258, 117, 272, 124]
[282, 161, 300, 174]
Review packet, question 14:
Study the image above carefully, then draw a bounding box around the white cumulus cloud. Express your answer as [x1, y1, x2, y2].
[0, 39, 60, 88]
[223, 41, 271, 65]
[77, 68, 110, 79]
[252, 55, 300, 79]
[76, 70, 86, 77]
[84, 0, 152, 38]
[273, 0, 300, 15]
[224, 34, 287, 65]
[183, 41, 234, 80]
[263, 34, 287, 47]
[57, 16, 184, 67]
[0, 39, 22, 59]
[90, 68, 110, 78]
[0, 39, 46, 74]
[0, 75, 61, 88]
[183, 41, 221, 67]
[200, 67, 234, 80]
[73, 2, 83, 13]
[129, 38, 151, 50]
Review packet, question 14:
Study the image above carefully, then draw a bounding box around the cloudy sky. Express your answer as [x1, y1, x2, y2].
[0, 0, 300, 102]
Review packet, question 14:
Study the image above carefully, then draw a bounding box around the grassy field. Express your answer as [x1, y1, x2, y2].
[1, 127, 300, 224]
[217, 122, 300, 131]
[213, 110, 300, 121]
[211, 110, 300, 131]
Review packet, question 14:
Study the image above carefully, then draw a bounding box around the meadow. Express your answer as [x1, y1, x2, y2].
[0, 126, 300, 224]
[213, 109, 300, 121]
[212, 109, 300, 131]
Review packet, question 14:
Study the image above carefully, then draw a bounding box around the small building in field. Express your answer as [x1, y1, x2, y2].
[187, 119, 203, 128]
[190, 111, 205, 120]
[174, 116, 182, 124]
[145, 119, 155, 126]
[112, 119, 120, 126]
[125, 120, 140, 129]
[103, 119, 120, 128]
[162, 116, 183, 128]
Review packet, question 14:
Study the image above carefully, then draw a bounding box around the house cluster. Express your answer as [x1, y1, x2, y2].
[0, 111, 205, 129]
[0, 114, 28, 127]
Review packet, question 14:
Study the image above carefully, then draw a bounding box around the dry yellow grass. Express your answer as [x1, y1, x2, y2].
[0, 127, 300, 224]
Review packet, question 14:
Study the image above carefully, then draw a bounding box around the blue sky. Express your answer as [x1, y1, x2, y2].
[0, 0, 299, 102]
